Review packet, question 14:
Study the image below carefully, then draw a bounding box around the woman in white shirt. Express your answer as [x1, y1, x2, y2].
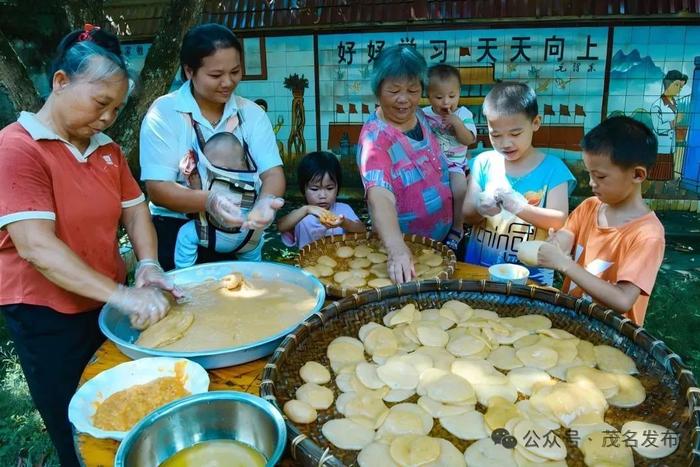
[649, 69, 688, 180]
[140, 24, 285, 270]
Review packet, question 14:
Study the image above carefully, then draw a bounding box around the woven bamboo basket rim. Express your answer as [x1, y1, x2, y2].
[298, 232, 457, 298]
[260, 279, 700, 467]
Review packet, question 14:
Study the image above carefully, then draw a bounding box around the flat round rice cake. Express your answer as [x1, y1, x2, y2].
[580, 430, 634, 467]
[594, 344, 639, 374]
[296, 382, 334, 410]
[487, 346, 524, 370]
[314, 264, 333, 277]
[529, 380, 608, 427]
[353, 245, 373, 258]
[473, 381, 519, 406]
[608, 373, 646, 408]
[415, 324, 449, 347]
[357, 442, 399, 467]
[566, 366, 620, 399]
[417, 252, 443, 267]
[446, 335, 487, 357]
[359, 322, 382, 343]
[417, 396, 474, 418]
[364, 326, 399, 358]
[317, 255, 337, 268]
[336, 246, 355, 258]
[424, 439, 466, 467]
[503, 314, 552, 333]
[367, 252, 388, 264]
[377, 359, 419, 390]
[368, 278, 393, 288]
[389, 435, 441, 466]
[464, 438, 517, 467]
[321, 418, 374, 450]
[426, 373, 475, 404]
[333, 271, 353, 284]
[508, 366, 555, 396]
[348, 257, 371, 269]
[513, 419, 566, 460]
[370, 263, 389, 278]
[516, 344, 559, 370]
[349, 268, 371, 279]
[283, 399, 317, 424]
[340, 275, 367, 289]
[452, 358, 507, 386]
[621, 421, 679, 459]
[484, 396, 522, 431]
[440, 410, 489, 440]
[355, 361, 386, 389]
[380, 403, 433, 436]
[299, 361, 331, 384]
[327, 336, 365, 371]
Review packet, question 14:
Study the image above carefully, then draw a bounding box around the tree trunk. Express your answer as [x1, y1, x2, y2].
[0, 27, 42, 114]
[61, 0, 105, 29]
[108, 0, 206, 178]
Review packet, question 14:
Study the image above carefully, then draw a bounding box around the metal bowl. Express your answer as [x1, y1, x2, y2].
[114, 391, 286, 466]
[99, 261, 325, 368]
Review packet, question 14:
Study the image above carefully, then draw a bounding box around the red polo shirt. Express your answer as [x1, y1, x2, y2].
[0, 112, 145, 313]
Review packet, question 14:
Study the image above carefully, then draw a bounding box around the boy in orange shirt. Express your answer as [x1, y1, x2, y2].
[537, 116, 665, 325]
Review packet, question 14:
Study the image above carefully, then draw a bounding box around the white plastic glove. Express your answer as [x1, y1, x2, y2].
[476, 191, 502, 217]
[242, 195, 285, 230]
[495, 188, 528, 215]
[107, 285, 170, 330]
[206, 190, 245, 229]
[134, 259, 184, 299]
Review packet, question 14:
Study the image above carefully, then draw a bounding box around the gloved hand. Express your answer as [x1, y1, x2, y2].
[386, 240, 415, 284]
[476, 191, 502, 217]
[107, 285, 170, 330]
[206, 190, 245, 229]
[494, 188, 528, 215]
[134, 259, 185, 299]
[242, 195, 285, 230]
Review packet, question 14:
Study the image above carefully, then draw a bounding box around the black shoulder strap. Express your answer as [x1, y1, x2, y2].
[190, 115, 207, 153]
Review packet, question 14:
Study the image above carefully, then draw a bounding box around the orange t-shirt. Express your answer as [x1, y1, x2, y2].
[561, 197, 665, 325]
[0, 113, 144, 313]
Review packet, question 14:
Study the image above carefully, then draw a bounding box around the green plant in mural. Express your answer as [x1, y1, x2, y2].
[283, 73, 309, 162]
[283, 73, 309, 92]
[360, 65, 371, 79]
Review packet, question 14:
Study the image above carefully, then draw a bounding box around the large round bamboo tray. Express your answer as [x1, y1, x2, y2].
[260, 280, 700, 466]
[298, 232, 457, 298]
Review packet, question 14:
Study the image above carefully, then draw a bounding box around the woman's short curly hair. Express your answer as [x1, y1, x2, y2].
[370, 44, 427, 97]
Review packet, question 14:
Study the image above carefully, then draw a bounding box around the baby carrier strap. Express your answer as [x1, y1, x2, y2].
[185, 110, 262, 255]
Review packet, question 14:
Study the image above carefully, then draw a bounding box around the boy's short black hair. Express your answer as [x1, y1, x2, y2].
[581, 116, 658, 169]
[297, 151, 342, 195]
[482, 82, 538, 120]
[427, 64, 461, 86]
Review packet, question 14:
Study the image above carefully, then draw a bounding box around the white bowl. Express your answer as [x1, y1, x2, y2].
[488, 263, 530, 285]
[68, 357, 209, 440]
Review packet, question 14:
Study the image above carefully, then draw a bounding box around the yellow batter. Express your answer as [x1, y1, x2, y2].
[137, 277, 317, 352]
[92, 361, 189, 431]
[160, 440, 266, 467]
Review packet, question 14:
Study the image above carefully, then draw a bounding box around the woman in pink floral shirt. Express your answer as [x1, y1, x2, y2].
[357, 44, 453, 284]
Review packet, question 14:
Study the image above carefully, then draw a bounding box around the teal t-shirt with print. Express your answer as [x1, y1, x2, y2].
[464, 150, 575, 285]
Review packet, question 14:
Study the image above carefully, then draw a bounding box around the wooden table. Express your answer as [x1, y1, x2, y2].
[74, 262, 491, 466]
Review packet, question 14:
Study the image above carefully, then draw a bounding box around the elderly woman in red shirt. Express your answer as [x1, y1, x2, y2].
[0, 27, 178, 466]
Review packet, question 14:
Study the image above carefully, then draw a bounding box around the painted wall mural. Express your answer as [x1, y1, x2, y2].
[128, 25, 700, 202]
[608, 26, 700, 196]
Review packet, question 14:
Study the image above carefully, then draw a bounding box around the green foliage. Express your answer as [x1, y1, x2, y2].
[0, 348, 58, 466]
[282, 73, 309, 91]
